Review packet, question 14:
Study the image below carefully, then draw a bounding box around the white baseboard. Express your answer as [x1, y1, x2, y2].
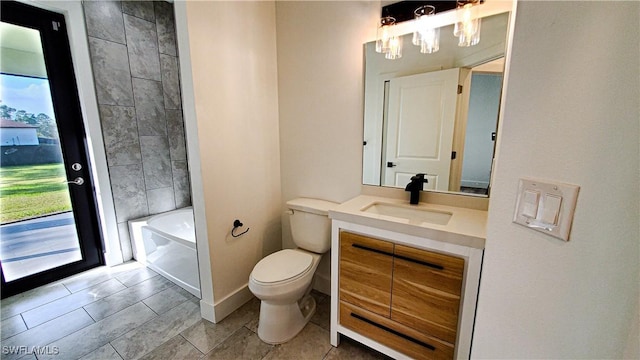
[202, 278, 329, 324]
[313, 273, 331, 296]
[210, 284, 254, 323]
[199, 298, 215, 323]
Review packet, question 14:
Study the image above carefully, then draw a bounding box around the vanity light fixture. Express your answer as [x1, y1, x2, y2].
[454, 0, 482, 47]
[375, 16, 397, 54]
[376, 16, 403, 59]
[385, 33, 403, 59]
[412, 5, 440, 54]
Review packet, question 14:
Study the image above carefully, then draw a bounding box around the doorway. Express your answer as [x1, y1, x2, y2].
[1, 1, 104, 298]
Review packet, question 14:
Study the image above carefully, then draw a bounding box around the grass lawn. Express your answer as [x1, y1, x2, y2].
[0, 163, 72, 224]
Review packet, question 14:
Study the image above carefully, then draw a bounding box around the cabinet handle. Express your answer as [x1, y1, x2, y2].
[352, 244, 444, 270]
[395, 254, 444, 270]
[350, 312, 436, 351]
[352, 243, 393, 257]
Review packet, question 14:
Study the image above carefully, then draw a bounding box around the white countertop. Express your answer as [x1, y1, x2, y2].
[329, 195, 487, 249]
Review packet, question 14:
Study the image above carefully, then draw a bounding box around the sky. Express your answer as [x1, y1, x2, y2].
[0, 74, 55, 119]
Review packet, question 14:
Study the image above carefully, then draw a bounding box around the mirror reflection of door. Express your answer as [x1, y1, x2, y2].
[381, 68, 459, 190]
[362, 12, 510, 195]
[460, 71, 503, 194]
[1, 1, 104, 298]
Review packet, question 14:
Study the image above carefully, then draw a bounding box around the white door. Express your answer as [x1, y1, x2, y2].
[382, 68, 459, 190]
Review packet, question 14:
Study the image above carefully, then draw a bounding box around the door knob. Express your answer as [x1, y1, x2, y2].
[387, 162, 397, 168]
[66, 177, 84, 186]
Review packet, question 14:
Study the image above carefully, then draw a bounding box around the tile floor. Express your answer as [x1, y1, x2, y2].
[0, 261, 389, 360]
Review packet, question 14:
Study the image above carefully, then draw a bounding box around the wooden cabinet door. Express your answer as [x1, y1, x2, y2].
[339, 231, 394, 317]
[391, 244, 465, 344]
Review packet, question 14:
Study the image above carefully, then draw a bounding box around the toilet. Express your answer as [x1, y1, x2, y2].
[249, 198, 338, 344]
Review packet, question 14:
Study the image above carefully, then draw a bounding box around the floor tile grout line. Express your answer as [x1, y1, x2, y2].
[18, 312, 27, 331]
[21, 281, 128, 329]
[61, 282, 73, 294]
[112, 276, 127, 289]
[4, 310, 96, 359]
[83, 274, 168, 318]
[0, 288, 72, 320]
[110, 341, 126, 360]
[143, 296, 190, 316]
[115, 273, 156, 289]
[319, 345, 334, 360]
[42, 301, 160, 360]
[198, 325, 251, 358]
[0, 264, 145, 317]
[177, 333, 205, 358]
[59, 269, 117, 293]
[180, 328, 203, 353]
[82, 305, 100, 323]
[138, 282, 183, 304]
[109, 301, 160, 348]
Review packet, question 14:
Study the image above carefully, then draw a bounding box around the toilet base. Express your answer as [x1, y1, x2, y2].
[257, 294, 316, 344]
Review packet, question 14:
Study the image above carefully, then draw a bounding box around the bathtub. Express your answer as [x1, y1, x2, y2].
[129, 207, 201, 298]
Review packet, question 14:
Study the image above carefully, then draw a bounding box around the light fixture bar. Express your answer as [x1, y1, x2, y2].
[379, 0, 513, 40]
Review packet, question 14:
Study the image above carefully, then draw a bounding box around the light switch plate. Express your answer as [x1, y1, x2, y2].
[513, 178, 580, 241]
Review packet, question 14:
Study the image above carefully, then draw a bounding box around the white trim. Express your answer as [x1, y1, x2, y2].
[20, 0, 123, 266]
[212, 285, 254, 323]
[312, 272, 331, 296]
[174, 1, 215, 323]
[199, 298, 215, 323]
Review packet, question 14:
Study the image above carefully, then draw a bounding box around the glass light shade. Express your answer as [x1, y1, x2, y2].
[412, 5, 435, 45]
[419, 27, 440, 53]
[385, 35, 402, 59]
[458, 17, 481, 47]
[454, 1, 481, 47]
[454, 1, 479, 35]
[376, 16, 396, 53]
[412, 5, 440, 54]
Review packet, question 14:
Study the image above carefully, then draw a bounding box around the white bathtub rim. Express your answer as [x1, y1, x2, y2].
[129, 206, 202, 299]
[145, 207, 195, 246]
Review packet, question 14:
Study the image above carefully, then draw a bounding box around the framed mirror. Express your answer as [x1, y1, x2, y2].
[362, 11, 510, 197]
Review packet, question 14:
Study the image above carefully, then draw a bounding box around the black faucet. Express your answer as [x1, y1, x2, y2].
[405, 174, 428, 205]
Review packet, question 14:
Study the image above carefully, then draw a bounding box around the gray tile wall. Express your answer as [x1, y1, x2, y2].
[83, 1, 191, 260]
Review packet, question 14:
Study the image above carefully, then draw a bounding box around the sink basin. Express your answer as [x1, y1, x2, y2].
[361, 202, 453, 225]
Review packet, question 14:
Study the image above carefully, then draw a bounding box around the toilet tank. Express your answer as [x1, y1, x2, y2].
[287, 198, 339, 253]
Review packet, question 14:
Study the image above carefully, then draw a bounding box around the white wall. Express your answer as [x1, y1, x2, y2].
[182, 1, 282, 318]
[277, 1, 376, 206]
[276, 1, 379, 291]
[472, 2, 639, 358]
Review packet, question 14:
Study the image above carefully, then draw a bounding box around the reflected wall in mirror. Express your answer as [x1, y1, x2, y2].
[362, 12, 510, 197]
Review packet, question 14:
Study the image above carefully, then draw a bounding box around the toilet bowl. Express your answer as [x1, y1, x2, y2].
[249, 249, 322, 343]
[248, 198, 338, 344]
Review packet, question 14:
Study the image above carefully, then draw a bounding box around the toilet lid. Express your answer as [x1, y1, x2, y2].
[252, 249, 313, 284]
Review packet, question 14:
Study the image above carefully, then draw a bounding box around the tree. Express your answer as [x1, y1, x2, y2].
[35, 113, 58, 139]
[0, 105, 59, 139]
[0, 104, 16, 119]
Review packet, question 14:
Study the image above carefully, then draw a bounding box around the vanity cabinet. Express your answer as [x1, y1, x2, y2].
[338, 231, 463, 360]
[329, 196, 486, 360]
